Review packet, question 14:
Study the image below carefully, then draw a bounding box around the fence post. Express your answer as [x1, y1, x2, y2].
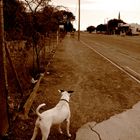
[57, 30, 59, 45]
[0, 0, 9, 137]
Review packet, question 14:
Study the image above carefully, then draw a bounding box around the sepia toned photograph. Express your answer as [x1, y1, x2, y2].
[0, 0, 140, 139]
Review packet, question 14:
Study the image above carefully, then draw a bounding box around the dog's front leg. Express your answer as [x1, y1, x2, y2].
[58, 124, 63, 134]
[66, 118, 71, 137]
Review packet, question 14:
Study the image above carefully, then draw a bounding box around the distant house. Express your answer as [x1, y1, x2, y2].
[129, 23, 140, 35]
[117, 12, 140, 35]
[118, 23, 140, 35]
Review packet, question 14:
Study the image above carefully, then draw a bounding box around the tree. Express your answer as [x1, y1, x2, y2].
[108, 19, 125, 34]
[4, 0, 26, 40]
[21, 0, 51, 12]
[19, 0, 52, 76]
[4, 0, 75, 76]
[96, 24, 107, 33]
[64, 21, 73, 32]
[0, 0, 9, 137]
[87, 26, 95, 33]
[32, 6, 54, 34]
[60, 11, 75, 32]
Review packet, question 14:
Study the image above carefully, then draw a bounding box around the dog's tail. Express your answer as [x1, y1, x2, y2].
[36, 103, 46, 118]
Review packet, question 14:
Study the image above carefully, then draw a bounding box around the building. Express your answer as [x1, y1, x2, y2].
[117, 12, 140, 35]
[129, 23, 140, 35]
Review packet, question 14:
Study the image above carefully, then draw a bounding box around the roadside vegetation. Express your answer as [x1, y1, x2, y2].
[87, 18, 140, 35]
[87, 19, 125, 34]
[3, 0, 75, 78]
[4, 0, 75, 40]
[0, 0, 75, 138]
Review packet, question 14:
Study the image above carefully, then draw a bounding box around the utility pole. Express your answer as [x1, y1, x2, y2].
[78, 0, 80, 41]
[0, 0, 9, 137]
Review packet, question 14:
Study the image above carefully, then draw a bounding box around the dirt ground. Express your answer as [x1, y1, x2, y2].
[9, 34, 140, 140]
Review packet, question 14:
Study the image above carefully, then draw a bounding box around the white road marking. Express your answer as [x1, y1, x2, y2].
[81, 40, 140, 84]
[125, 66, 140, 77]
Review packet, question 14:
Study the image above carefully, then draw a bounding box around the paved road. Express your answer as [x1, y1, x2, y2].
[79, 32, 140, 81]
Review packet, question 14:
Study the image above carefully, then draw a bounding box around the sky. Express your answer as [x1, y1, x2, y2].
[50, 0, 140, 30]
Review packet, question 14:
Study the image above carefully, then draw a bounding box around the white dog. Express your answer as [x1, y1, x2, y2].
[31, 90, 74, 140]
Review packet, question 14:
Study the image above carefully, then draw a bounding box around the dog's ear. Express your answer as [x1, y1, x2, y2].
[58, 89, 64, 93]
[68, 90, 74, 93]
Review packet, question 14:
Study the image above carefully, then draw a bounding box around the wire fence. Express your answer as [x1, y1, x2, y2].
[6, 32, 65, 114]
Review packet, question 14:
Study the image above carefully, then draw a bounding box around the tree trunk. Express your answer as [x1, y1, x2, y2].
[0, 0, 9, 136]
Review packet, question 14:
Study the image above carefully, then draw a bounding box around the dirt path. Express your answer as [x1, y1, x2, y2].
[10, 34, 140, 140]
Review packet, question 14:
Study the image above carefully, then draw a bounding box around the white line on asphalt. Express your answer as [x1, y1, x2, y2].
[125, 66, 140, 77]
[80, 40, 140, 84]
